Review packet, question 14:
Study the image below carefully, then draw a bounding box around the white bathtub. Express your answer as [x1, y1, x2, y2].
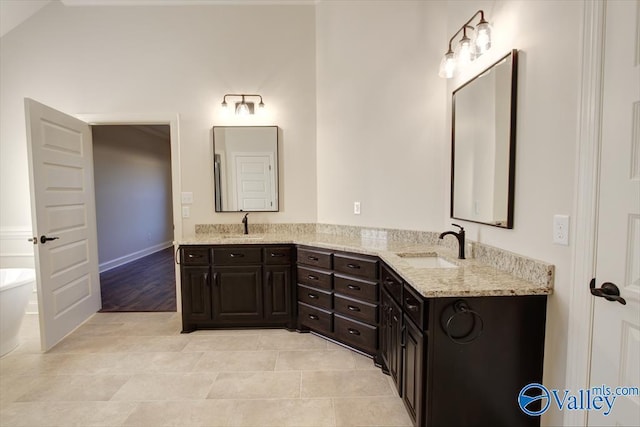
[0, 268, 35, 357]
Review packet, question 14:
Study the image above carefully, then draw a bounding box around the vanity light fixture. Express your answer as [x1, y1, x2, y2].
[438, 10, 493, 79]
[221, 94, 265, 116]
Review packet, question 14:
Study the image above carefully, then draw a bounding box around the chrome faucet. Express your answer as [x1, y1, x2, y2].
[439, 223, 465, 259]
[242, 213, 249, 235]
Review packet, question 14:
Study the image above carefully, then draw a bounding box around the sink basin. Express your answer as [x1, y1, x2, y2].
[220, 234, 265, 240]
[396, 254, 458, 269]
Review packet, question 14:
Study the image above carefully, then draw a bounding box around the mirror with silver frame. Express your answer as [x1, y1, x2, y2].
[213, 126, 279, 212]
[451, 49, 518, 229]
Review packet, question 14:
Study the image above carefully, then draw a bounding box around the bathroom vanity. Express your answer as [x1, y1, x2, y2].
[177, 231, 551, 427]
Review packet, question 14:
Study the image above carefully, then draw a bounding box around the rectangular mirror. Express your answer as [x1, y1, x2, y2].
[213, 126, 279, 212]
[451, 49, 518, 228]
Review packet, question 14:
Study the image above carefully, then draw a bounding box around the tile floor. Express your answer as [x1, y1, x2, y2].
[0, 313, 412, 426]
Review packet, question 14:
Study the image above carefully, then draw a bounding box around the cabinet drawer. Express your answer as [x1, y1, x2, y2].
[181, 247, 211, 266]
[297, 247, 332, 269]
[334, 294, 378, 324]
[334, 314, 377, 355]
[334, 254, 378, 279]
[298, 302, 333, 334]
[264, 246, 292, 265]
[297, 284, 332, 310]
[213, 247, 262, 265]
[297, 266, 333, 290]
[403, 283, 427, 330]
[381, 264, 403, 304]
[334, 274, 378, 303]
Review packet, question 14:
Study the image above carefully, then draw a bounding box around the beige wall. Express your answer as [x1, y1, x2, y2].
[0, 1, 318, 238]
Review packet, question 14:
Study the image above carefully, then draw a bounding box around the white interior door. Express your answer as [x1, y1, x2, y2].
[233, 154, 275, 211]
[25, 98, 101, 351]
[588, 1, 640, 425]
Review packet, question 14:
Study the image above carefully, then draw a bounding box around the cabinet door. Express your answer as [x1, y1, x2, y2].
[212, 265, 263, 325]
[181, 266, 212, 329]
[388, 296, 403, 395]
[264, 265, 292, 323]
[402, 315, 424, 427]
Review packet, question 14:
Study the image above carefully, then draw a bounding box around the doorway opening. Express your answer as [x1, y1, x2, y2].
[92, 124, 176, 312]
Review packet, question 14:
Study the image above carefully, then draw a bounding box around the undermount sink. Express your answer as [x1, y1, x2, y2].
[220, 234, 265, 240]
[396, 253, 459, 269]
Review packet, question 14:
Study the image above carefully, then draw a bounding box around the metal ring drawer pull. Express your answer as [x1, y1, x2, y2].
[347, 284, 361, 290]
[347, 328, 361, 336]
[444, 300, 484, 345]
[347, 305, 360, 312]
[307, 275, 318, 280]
[308, 314, 319, 320]
[308, 293, 319, 299]
[229, 253, 245, 258]
[347, 263, 361, 269]
[308, 255, 319, 261]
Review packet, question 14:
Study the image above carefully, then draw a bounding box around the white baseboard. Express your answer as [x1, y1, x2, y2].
[99, 241, 174, 273]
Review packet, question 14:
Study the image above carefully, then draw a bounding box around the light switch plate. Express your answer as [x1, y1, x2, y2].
[354, 201, 361, 215]
[181, 192, 193, 204]
[182, 206, 190, 218]
[553, 214, 569, 245]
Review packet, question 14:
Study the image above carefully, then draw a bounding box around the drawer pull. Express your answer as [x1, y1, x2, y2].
[405, 298, 419, 312]
[270, 252, 286, 257]
[347, 328, 361, 336]
[383, 278, 397, 286]
[347, 284, 361, 291]
[308, 314, 319, 320]
[229, 253, 245, 258]
[347, 263, 361, 269]
[307, 275, 319, 281]
[308, 293, 319, 299]
[187, 253, 202, 258]
[308, 255, 319, 261]
[347, 305, 361, 312]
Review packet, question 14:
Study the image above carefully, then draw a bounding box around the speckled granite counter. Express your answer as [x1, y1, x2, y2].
[179, 225, 554, 299]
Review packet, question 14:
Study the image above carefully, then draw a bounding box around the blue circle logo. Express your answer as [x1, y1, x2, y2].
[518, 383, 550, 416]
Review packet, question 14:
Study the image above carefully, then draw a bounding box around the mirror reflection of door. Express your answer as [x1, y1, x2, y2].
[232, 154, 276, 211]
[213, 126, 279, 212]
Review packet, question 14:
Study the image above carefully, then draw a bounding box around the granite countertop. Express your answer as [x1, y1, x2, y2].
[179, 231, 553, 299]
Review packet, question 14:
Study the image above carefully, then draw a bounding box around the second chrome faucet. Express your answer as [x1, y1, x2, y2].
[439, 223, 465, 259]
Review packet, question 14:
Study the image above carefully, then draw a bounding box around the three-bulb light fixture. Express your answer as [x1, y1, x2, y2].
[221, 94, 264, 116]
[438, 10, 492, 79]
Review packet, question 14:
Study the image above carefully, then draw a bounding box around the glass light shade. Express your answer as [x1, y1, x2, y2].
[475, 21, 492, 55]
[236, 102, 250, 116]
[456, 37, 474, 66]
[438, 51, 457, 78]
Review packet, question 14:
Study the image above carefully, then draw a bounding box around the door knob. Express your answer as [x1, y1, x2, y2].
[39, 235, 60, 244]
[589, 278, 626, 305]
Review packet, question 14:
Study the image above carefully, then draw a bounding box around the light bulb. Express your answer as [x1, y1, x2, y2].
[438, 51, 456, 78]
[475, 21, 492, 55]
[457, 35, 474, 66]
[236, 102, 250, 116]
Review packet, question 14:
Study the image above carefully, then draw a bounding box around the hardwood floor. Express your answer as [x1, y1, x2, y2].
[99, 247, 176, 312]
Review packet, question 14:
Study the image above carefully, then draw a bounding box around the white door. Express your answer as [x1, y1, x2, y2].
[25, 99, 101, 351]
[588, 1, 640, 425]
[234, 154, 275, 211]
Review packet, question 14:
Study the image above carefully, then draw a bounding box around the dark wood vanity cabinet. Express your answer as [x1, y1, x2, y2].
[296, 246, 380, 357]
[179, 245, 294, 332]
[378, 260, 547, 427]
